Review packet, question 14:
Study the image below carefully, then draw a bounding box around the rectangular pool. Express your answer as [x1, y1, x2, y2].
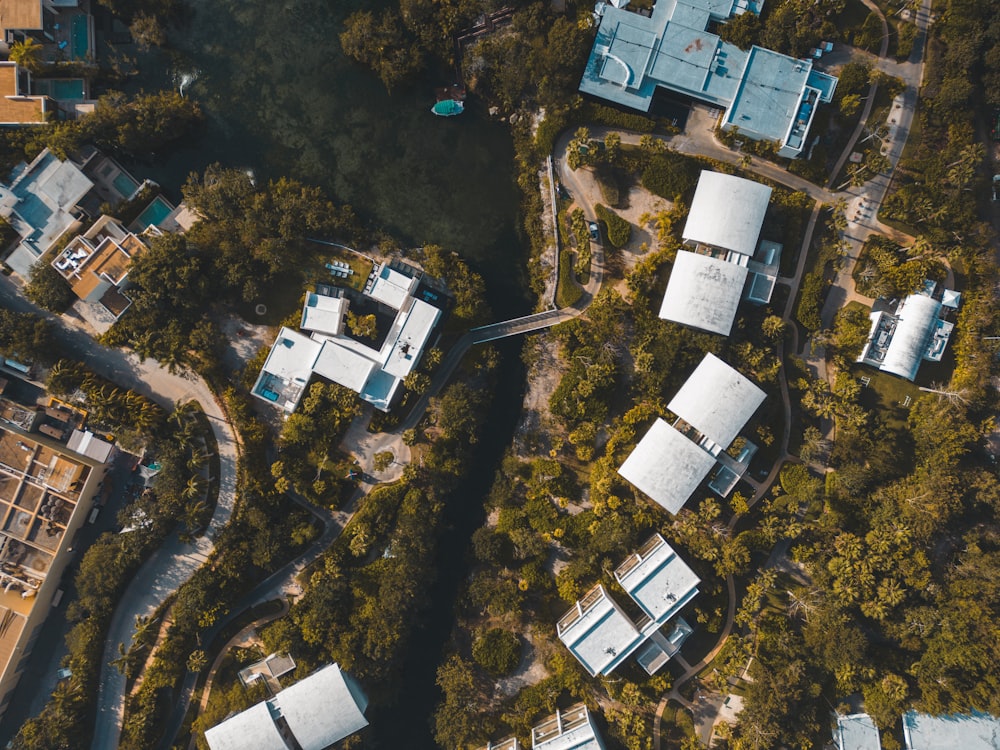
[33, 78, 86, 100]
[112, 172, 138, 200]
[71, 15, 89, 60]
[131, 196, 174, 231]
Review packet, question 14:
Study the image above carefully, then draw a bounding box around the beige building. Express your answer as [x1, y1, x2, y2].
[0, 419, 109, 718]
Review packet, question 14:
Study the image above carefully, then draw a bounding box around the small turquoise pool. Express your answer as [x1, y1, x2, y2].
[71, 15, 88, 60]
[132, 196, 173, 230]
[33, 78, 85, 100]
[113, 172, 138, 199]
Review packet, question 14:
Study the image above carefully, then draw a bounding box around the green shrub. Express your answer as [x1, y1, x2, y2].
[795, 272, 825, 331]
[641, 151, 699, 200]
[557, 249, 582, 308]
[595, 204, 631, 248]
[472, 628, 521, 675]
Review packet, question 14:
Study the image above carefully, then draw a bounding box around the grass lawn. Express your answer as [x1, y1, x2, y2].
[851, 363, 919, 434]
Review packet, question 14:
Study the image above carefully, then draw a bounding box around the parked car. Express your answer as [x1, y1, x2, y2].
[588, 221, 600, 241]
[56, 668, 72, 680]
[993, 175, 1000, 201]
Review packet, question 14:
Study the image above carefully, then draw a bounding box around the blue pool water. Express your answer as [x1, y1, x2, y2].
[33, 79, 85, 100]
[131, 196, 173, 230]
[71, 15, 88, 60]
[112, 173, 138, 199]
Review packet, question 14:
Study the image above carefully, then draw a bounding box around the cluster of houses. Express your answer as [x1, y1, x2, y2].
[0, 146, 194, 329]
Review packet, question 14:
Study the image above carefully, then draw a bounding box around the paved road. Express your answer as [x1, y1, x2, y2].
[0, 275, 239, 750]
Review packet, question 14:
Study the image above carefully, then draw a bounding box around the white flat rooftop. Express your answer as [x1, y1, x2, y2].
[557, 585, 645, 677]
[615, 534, 700, 625]
[368, 264, 418, 310]
[382, 297, 441, 378]
[259, 328, 321, 383]
[837, 714, 882, 750]
[312, 340, 378, 394]
[301, 292, 348, 337]
[205, 701, 288, 750]
[659, 250, 749, 336]
[903, 711, 1000, 750]
[667, 353, 765, 447]
[618, 418, 717, 514]
[683, 171, 772, 256]
[532, 704, 606, 750]
[66, 429, 114, 463]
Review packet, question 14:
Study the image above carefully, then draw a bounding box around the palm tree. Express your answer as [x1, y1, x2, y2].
[182, 474, 207, 501]
[9, 38, 42, 74]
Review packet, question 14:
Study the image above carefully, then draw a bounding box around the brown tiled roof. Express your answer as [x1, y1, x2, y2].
[0, 64, 45, 124]
[0, 0, 43, 32]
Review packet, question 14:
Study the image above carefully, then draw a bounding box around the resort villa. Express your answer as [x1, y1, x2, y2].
[253, 262, 443, 413]
[0, 0, 94, 61]
[579, 0, 838, 157]
[51, 215, 147, 322]
[475, 703, 608, 750]
[557, 534, 698, 677]
[0, 408, 111, 720]
[619, 352, 765, 513]
[857, 283, 960, 382]
[205, 663, 369, 750]
[659, 170, 782, 336]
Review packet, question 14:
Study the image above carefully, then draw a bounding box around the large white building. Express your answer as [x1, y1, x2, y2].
[857, 285, 959, 382]
[205, 663, 368, 750]
[253, 262, 442, 413]
[659, 171, 781, 336]
[618, 353, 765, 514]
[557, 534, 698, 677]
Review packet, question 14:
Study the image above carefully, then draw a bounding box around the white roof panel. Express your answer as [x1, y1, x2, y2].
[667, 353, 765, 447]
[616, 535, 700, 625]
[902, 711, 1000, 750]
[881, 294, 941, 381]
[618, 418, 717, 514]
[276, 663, 369, 750]
[837, 714, 882, 750]
[368, 264, 418, 309]
[205, 701, 287, 750]
[301, 292, 348, 337]
[382, 298, 441, 378]
[682, 171, 772, 255]
[66, 430, 114, 463]
[260, 327, 322, 382]
[312, 340, 378, 394]
[557, 586, 645, 676]
[658, 250, 748, 336]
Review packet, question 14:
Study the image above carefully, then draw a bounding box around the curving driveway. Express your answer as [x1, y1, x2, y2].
[0, 275, 239, 750]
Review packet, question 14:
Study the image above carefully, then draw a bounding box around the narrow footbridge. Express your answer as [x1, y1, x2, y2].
[468, 308, 573, 343]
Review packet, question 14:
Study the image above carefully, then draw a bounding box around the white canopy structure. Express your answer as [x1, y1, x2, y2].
[668, 353, 766, 447]
[837, 714, 882, 750]
[658, 251, 749, 336]
[205, 663, 368, 750]
[683, 171, 772, 256]
[880, 294, 941, 381]
[617, 418, 718, 514]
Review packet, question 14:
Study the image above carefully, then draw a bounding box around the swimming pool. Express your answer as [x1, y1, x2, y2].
[131, 196, 174, 231]
[33, 78, 85, 100]
[112, 172, 138, 199]
[71, 15, 88, 60]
